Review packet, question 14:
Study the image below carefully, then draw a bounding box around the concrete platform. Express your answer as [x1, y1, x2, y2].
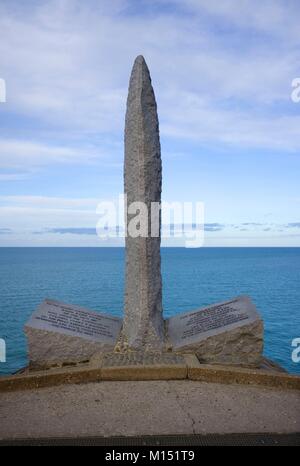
[0, 354, 299, 392]
[0, 380, 299, 440]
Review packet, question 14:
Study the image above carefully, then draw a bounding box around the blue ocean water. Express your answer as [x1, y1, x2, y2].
[0, 247, 299, 375]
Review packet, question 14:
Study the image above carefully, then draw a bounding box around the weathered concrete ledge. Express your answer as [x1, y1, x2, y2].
[188, 364, 300, 390]
[0, 354, 299, 393]
[1, 380, 299, 439]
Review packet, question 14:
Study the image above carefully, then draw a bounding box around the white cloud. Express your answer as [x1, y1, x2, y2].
[0, 0, 299, 247]
[184, 0, 300, 43]
[0, 195, 100, 210]
[0, 173, 29, 181]
[0, 138, 105, 171]
[0, 0, 299, 154]
[161, 91, 300, 150]
[0, 195, 116, 233]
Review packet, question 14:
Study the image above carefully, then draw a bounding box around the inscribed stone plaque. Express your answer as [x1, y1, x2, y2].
[26, 299, 122, 344]
[25, 300, 123, 368]
[168, 295, 259, 347]
[167, 295, 263, 366]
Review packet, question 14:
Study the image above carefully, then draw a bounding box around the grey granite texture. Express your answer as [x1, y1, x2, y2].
[25, 299, 122, 368]
[167, 296, 264, 367]
[122, 55, 164, 350]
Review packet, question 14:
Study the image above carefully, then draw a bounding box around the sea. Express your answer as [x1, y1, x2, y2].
[0, 247, 299, 375]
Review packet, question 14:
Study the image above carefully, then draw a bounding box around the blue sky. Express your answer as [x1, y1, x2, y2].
[0, 0, 299, 246]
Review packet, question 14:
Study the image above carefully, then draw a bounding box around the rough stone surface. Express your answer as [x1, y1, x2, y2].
[25, 328, 109, 369]
[25, 300, 122, 368]
[122, 55, 164, 350]
[102, 352, 185, 366]
[101, 353, 187, 381]
[167, 296, 263, 367]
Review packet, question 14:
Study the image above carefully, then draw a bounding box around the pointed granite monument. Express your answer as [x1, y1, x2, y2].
[24, 55, 264, 370]
[121, 55, 164, 350]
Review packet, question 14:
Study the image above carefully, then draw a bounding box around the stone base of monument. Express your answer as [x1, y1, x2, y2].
[24, 299, 122, 370]
[96, 352, 188, 381]
[1, 352, 299, 394]
[24, 295, 263, 370]
[166, 296, 263, 367]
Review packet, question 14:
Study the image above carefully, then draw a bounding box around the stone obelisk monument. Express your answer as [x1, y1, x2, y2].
[121, 55, 164, 351]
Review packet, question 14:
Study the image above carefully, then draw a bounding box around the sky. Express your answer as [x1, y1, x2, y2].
[0, 0, 299, 247]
